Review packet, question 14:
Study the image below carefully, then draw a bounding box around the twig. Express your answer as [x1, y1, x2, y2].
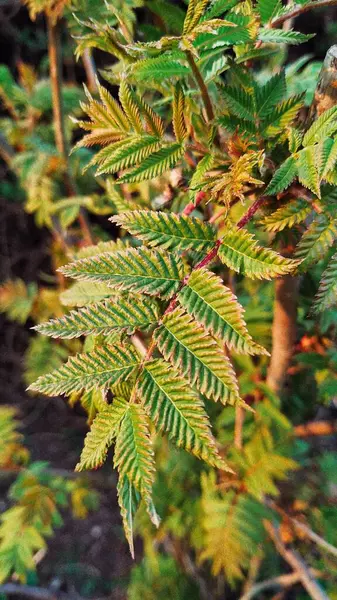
[271, 0, 337, 28]
[236, 197, 265, 229]
[47, 16, 93, 246]
[266, 499, 337, 559]
[82, 48, 98, 92]
[266, 522, 330, 600]
[185, 50, 215, 123]
[182, 191, 206, 216]
[234, 405, 245, 449]
[240, 570, 323, 600]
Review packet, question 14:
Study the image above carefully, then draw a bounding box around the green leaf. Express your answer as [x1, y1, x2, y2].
[265, 156, 297, 195]
[258, 29, 314, 45]
[178, 267, 268, 355]
[76, 398, 128, 471]
[60, 247, 186, 299]
[155, 307, 242, 404]
[221, 85, 255, 121]
[114, 403, 158, 537]
[303, 105, 337, 146]
[118, 143, 184, 183]
[257, 0, 281, 24]
[313, 251, 337, 313]
[295, 214, 337, 268]
[172, 83, 187, 142]
[119, 82, 142, 133]
[133, 56, 190, 82]
[117, 475, 140, 559]
[315, 138, 337, 179]
[297, 146, 320, 197]
[255, 72, 286, 117]
[218, 226, 301, 279]
[95, 136, 162, 176]
[261, 198, 312, 232]
[138, 359, 229, 470]
[60, 281, 114, 307]
[34, 297, 159, 339]
[263, 95, 304, 136]
[28, 344, 140, 396]
[111, 210, 216, 252]
[203, 0, 239, 20]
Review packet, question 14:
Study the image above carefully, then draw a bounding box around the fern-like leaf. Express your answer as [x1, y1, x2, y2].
[172, 83, 187, 142]
[155, 307, 241, 404]
[178, 268, 267, 355]
[303, 105, 337, 146]
[76, 398, 128, 471]
[265, 156, 297, 195]
[218, 227, 300, 279]
[297, 146, 320, 197]
[261, 199, 312, 232]
[95, 136, 162, 176]
[60, 247, 186, 299]
[313, 251, 337, 312]
[60, 281, 113, 307]
[28, 344, 140, 396]
[111, 210, 216, 252]
[117, 474, 140, 559]
[118, 143, 184, 183]
[114, 403, 159, 540]
[34, 297, 159, 338]
[137, 359, 229, 470]
[295, 214, 337, 268]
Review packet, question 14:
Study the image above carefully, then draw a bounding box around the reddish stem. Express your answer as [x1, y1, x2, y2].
[237, 197, 265, 229]
[182, 191, 206, 216]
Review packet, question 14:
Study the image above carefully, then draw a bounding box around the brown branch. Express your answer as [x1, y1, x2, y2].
[266, 522, 330, 600]
[271, 0, 337, 28]
[47, 16, 93, 246]
[182, 191, 206, 216]
[82, 48, 98, 93]
[266, 274, 299, 394]
[185, 50, 215, 123]
[240, 570, 323, 600]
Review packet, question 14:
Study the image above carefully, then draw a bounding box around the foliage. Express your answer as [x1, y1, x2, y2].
[1, 0, 337, 596]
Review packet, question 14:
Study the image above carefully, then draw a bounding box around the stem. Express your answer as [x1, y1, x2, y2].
[82, 48, 98, 92]
[266, 275, 299, 394]
[234, 405, 244, 449]
[236, 197, 265, 229]
[47, 16, 93, 246]
[240, 570, 323, 600]
[265, 522, 330, 600]
[183, 191, 206, 216]
[271, 0, 337, 28]
[185, 50, 215, 123]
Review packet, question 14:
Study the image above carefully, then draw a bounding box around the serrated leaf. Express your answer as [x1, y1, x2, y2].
[261, 198, 312, 232]
[297, 146, 320, 197]
[60, 281, 113, 307]
[316, 138, 337, 179]
[114, 403, 158, 535]
[221, 85, 255, 121]
[60, 247, 186, 299]
[138, 359, 229, 470]
[288, 127, 303, 153]
[95, 136, 162, 175]
[178, 267, 267, 355]
[313, 251, 337, 312]
[183, 0, 208, 34]
[263, 95, 304, 136]
[155, 307, 241, 404]
[172, 83, 187, 143]
[265, 156, 297, 195]
[111, 210, 216, 252]
[34, 297, 159, 339]
[218, 226, 300, 279]
[118, 143, 184, 183]
[295, 214, 337, 268]
[76, 398, 128, 471]
[257, 0, 281, 24]
[255, 72, 286, 117]
[29, 344, 140, 396]
[117, 475, 140, 559]
[133, 56, 190, 82]
[118, 82, 142, 133]
[258, 29, 314, 45]
[303, 105, 337, 146]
